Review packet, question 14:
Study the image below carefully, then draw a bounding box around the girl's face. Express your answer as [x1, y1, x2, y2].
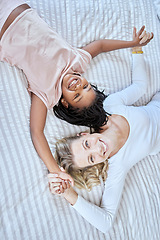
[70, 133, 113, 168]
[61, 73, 96, 109]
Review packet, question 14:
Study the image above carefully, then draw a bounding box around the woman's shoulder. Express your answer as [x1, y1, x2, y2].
[103, 92, 124, 113]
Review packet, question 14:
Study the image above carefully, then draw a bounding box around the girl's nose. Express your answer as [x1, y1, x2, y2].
[75, 82, 82, 90]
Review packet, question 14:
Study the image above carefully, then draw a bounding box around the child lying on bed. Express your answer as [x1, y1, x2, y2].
[48, 44, 160, 233]
[0, 0, 153, 188]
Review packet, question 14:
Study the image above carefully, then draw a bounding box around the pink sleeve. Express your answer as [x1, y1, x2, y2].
[71, 47, 92, 73]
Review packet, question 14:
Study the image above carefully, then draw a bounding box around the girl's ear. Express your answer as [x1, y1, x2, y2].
[61, 98, 68, 108]
[60, 167, 66, 172]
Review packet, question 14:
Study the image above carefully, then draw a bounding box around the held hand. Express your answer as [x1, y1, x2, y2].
[48, 169, 74, 194]
[49, 182, 61, 195]
[132, 25, 154, 48]
[48, 170, 78, 205]
[48, 177, 78, 205]
[48, 176, 69, 195]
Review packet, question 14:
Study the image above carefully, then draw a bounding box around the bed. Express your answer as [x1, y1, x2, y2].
[0, 0, 160, 239]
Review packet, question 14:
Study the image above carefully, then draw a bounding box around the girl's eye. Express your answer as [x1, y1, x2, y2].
[85, 140, 89, 148]
[74, 93, 79, 99]
[73, 73, 81, 76]
[83, 84, 88, 89]
[90, 156, 94, 163]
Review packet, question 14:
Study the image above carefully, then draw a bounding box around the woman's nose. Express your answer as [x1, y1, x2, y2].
[91, 141, 103, 156]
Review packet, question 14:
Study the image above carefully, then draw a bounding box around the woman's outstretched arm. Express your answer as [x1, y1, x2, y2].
[103, 52, 148, 111]
[48, 166, 126, 233]
[30, 93, 74, 187]
[103, 29, 153, 108]
[82, 26, 153, 58]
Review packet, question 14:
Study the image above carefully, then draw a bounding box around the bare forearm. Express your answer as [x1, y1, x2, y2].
[101, 39, 135, 53]
[30, 93, 61, 174]
[62, 187, 78, 205]
[82, 39, 137, 58]
[82, 26, 152, 58]
[31, 132, 60, 173]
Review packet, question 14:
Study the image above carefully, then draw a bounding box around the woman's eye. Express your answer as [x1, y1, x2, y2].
[90, 156, 94, 163]
[85, 140, 89, 147]
[83, 84, 88, 89]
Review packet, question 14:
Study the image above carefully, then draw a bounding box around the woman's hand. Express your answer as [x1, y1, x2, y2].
[48, 175, 69, 195]
[132, 25, 154, 49]
[48, 169, 74, 194]
[48, 172, 78, 205]
[49, 180, 78, 206]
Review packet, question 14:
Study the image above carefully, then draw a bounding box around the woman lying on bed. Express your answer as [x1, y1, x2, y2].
[48, 45, 160, 233]
[0, 0, 153, 188]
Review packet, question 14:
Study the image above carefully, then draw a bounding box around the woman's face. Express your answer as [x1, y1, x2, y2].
[70, 133, 113, 168]
[61, 73, 96, 109]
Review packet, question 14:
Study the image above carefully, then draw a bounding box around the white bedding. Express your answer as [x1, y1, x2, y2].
[0, 0, 160, 239]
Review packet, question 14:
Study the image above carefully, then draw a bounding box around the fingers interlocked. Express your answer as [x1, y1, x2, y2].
[48, 174, 70, 195]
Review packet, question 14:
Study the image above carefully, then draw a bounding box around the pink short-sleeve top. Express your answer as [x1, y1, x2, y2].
[0, 9, 92, 109]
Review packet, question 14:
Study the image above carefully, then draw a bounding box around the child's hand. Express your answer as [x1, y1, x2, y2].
[132, 25, 154, 48]
[48, 169, 78, 205]
[48, 176, 68, 195]
[48, 169, 73, 195]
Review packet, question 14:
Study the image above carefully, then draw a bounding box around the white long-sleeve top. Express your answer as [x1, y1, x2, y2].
[73, 54, 160, 233]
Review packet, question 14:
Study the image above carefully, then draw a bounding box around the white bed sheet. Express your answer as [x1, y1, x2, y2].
[0, 0, 160, 239]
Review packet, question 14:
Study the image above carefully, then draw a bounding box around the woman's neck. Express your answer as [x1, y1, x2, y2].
[101, 114, 130, 158]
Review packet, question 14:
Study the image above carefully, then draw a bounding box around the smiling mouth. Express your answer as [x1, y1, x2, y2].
[68, 78, 78, 89]
[99, 139, 108, 155]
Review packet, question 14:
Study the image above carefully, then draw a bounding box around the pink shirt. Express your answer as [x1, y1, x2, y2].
[0, 9, 91, 109]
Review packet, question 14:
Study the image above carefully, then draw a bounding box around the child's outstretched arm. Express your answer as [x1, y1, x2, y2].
[30, 93, 74, 189]
[82, 26, 153, 58]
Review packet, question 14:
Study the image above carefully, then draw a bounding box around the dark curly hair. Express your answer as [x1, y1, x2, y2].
[53, 85, 111, 132]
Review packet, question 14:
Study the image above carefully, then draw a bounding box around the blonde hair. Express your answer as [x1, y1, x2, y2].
[55, 136, 109, 191]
